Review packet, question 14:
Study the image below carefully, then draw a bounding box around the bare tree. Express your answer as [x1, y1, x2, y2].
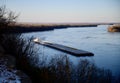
[0, 6, 18, 28]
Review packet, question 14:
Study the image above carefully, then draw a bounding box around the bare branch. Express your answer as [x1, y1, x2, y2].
[0, 5, 19, 27]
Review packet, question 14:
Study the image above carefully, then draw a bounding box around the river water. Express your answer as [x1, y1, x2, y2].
[24, 25, 120, 77]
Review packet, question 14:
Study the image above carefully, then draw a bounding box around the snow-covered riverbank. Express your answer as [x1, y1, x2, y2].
[0, 45, 31, 83]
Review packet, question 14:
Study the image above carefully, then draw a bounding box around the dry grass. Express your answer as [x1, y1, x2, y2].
[0, 33, 115, 83]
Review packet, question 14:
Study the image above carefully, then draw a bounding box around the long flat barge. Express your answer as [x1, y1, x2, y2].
[33, 38, 94, 57]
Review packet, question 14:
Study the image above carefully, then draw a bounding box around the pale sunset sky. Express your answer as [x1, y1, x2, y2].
[1, 0, 120, 23]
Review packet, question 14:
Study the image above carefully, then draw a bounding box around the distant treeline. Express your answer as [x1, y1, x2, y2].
[1, 24, 98, 33]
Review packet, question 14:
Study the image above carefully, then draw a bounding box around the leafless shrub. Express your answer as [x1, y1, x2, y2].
[0, 6, 18, 27]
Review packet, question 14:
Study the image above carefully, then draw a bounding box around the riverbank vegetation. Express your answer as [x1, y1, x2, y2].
[108, 25, 120, 32]
[0, 33, 114, 83]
